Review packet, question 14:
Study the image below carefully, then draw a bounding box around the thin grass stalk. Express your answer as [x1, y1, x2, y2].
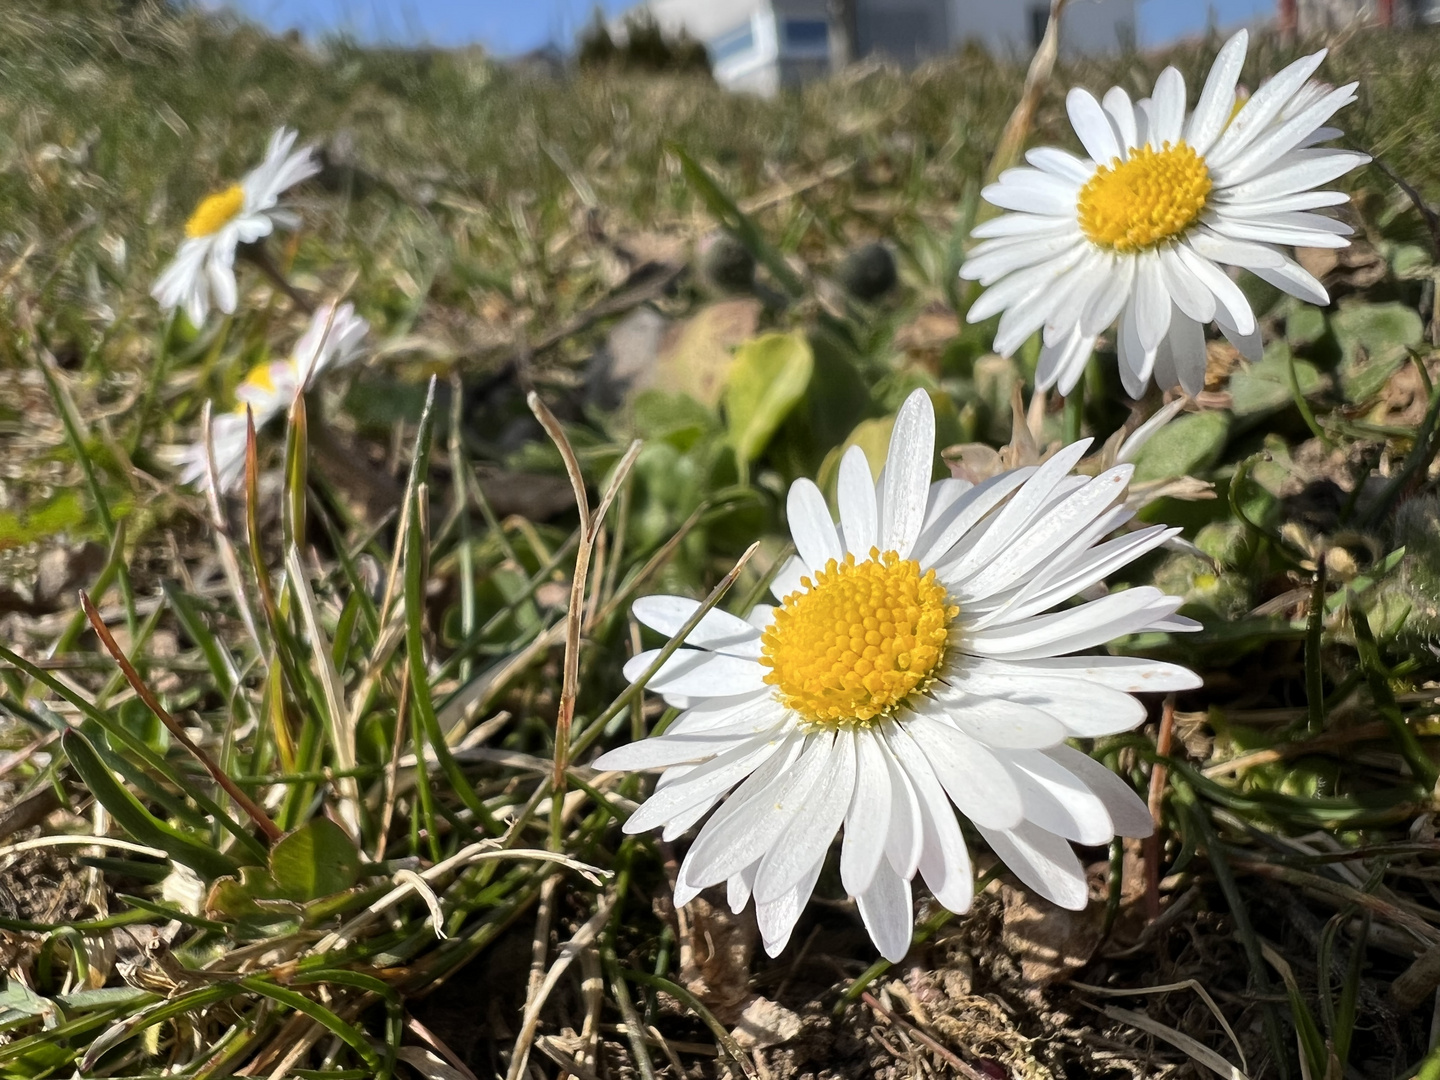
[528, 389, 642, 844]
[982, 0, 1069, 189]
[286, 544, 363, 839]
[80, 591, 283, 843]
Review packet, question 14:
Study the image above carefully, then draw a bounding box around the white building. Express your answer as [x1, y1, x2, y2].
[629, 0, 1136, 94]
[1290, 0, 1440, 32]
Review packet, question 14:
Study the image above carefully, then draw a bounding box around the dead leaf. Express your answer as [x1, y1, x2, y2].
[1204, 340, 1241, 391]
[729, 994, 803, 1051]
[651, 299, 763, 407]
[1000, 885, 1103, 985]
[1296, 246, 1340, 282]
[677, 895, 756, 1020]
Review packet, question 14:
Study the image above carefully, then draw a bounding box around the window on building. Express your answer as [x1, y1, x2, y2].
[710, 21, 756, 64]
[1029, 5, 1050, 48]
[782, 19, 830, 54]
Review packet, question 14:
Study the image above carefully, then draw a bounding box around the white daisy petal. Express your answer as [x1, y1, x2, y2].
[885, 725, 976, 911]
[1118, 301, 1157, 399]
[1025, 146, 1094, 185]
[969, 213, 1078, 240]
[727, 863, 757, 914]
[1167, 311, 1208, 396]
[929, 689, 1068, 749]
[972, 655, 1201, 693]
[1005, 750, 1115, 845]
[944, 668, 1150, 738]
[901, 714, 1024, 830]
[959, 466, 1130, 600]
[681, 731, 833, 888]
[1067, 87, 1122, 164]
[988, 523, 1178, 629]
[1207, 212, 1351, 249]
[981, 169, 1081, 216]
[856, 862, 914, 962]
[1213, 82, 1359, 187]
[1045, 744, 1154, 838]
[978, 821, 1088, 910]
[632, 596, 763, 657]
[1150, 67, 1186, 146]
[593, 728, 774, 772]
[837, 445, 879, 557]
[1185, 30, 1248, 155]
[1037, 328, 1096, 395]
[841, 729, 893, 895]
[1208, 49, 1330, 167]
[963, 232, 1085, 286]
[882, 737, 924, 878]
[966, 246, 1087, 323]
[965, 586, 1186, 661]
[1250, 253, 1329, 306]
[1132, 253, 1174, 354]
[624, 732, 791, 836]
[1102, 86, 1139, 151]
[1223, 149, 1369, 200]
[1156, 248, 1215, 324]
[1079, 253, 1135, 337]
[755, 732, 855, 903]
[940, 440, 1091, 587]
[666, 692, 787, 738]
[1214, 305, 1264, 362]
[879, 389, 935, 558]
[623, 648, 769, 696]
[755, 855, 825, 957]
[1174, 242, 1257, 335]
[1216, 189, 1350, 215]
[922, 478, 973, 536]
[787, 478, 843, 571]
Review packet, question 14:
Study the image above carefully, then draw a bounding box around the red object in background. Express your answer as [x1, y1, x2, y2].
[1378, 0, 1395, 24]
[1279, 0, 1297, 36]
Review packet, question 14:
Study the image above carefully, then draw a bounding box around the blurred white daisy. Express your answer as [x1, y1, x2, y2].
[169, 301, 369, 493]
[151, 127, 319, 328]
[596, 389, 1200, 961]
[960, 30, 1368, 397]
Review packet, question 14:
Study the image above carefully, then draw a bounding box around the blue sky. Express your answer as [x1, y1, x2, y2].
[213, 0, 1276, 54]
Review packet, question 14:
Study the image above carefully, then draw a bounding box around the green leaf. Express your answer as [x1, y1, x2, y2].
[1130, 412, 1230, 483]
[268, 818, 362, 901]
[1331, 300, 1423, 404]
[1285, 304, 1327, 348]
[1230, 342, 1325, 417]
[723, 332, 814, 466]
[60, 730, 237, 881]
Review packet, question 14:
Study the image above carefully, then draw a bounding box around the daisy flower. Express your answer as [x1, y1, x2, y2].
[595, 389, 1200, 961]
[169, 301, 369, 493]
[960, 30, 1369, 397]
[151, 128, 320, 328]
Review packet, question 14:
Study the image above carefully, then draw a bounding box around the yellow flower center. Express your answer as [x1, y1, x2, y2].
[185, 184, 246, 238]
[760, 549, 957, 727]
[241, 363, 277, 396]
[1077, 142, 1212, 253]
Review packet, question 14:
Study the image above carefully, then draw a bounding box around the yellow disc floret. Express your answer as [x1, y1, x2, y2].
[185, 184, 246, 238]
[760, 549, 957, 727]
[1077, 142, 1212, 252]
